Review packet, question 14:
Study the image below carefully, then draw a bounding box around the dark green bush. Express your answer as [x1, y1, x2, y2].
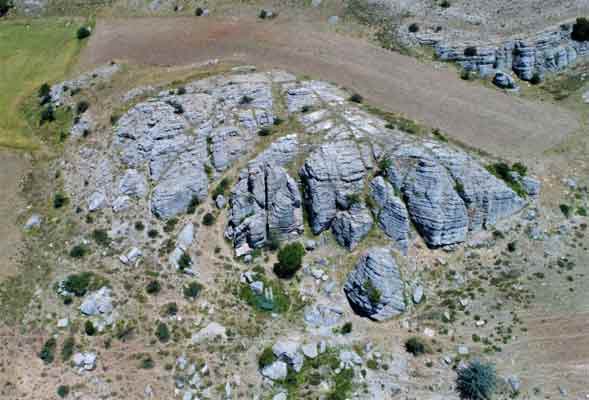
[140, 355, 155, 369]
[92, 229, 111, 247]
[511, 162, 527, 176]
[61, 337, 75, 361]
[147, 229, 159, 238]
[53, 193, 68, 209]
[85, 320, 96, 336]
[202, 212, 216, 226]
[560, 204, 572, 218]
[183, 281, 203, 299]
[258, 346, 276, 369]
[240, 95, 254, 105]
[328, 368, 354, 400]
[178, 252, 192, 271]
[530, 72, 542, 85]
[76, 100, 89, 115]
[38, 83, 51, 99]
[155, 322, 170, 343]
[187, 196, 200, 214]
[163, 217, 178, 233]
[341, 322, 353, 334]
[349, 93, 364, 103]
[177, 86, 187, 94]
[456, 360, 497, 400]
[77, 26, 91, 40]
[572, 17, 589, 42]
[258, 127, 272, 136]
[408, 23, 419, 33]
[57, 385, 70, 398]
[146, 280, 161, 295]
[364, 280, 381, 304]
[440, 0, 451, 8]
[212, 177, 231, 199]
[163, 302, 178, 316]
[273, 116, 284, 125]
[69, 244, 88, 258]
[39, 338, 56, 364]
[40, 105, 55, 124]
[62, 272, 100, 296]
[0, 0, 13, 17]
[195, 7, 204, 16]
[405, 336, 431, 356]
[274, 242, 305, 279]
[464, 46, 477, 57]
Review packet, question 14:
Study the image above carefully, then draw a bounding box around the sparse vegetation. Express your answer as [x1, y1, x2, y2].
[53, 192, 68, 209]
[485, 162, 527, 197]
[85, 320, 96, 336]
[61, 272, 108, 296]
[212, 177, 231, 199]
[39, 338, 57, 364]
[146, 280, 161, 295]
[187, 196, 200, 214]
[92, 229, 111, 247]
[183, 281, 203, 299]
[456, 360, 497, 400]
[560, 204, 572, 218]
[274, 242, 305, 279]
[61, 337, 75, 361]
[178, 252, 192, 271]
[69, 243, 89, 258]
[364, 280, 381, 304]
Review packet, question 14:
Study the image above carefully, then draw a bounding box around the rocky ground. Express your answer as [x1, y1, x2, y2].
[0, 59, 588, 400]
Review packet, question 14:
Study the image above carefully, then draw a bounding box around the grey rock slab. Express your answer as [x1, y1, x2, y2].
[261, 361, 287, 381]
[88, 191, 107, 212]
[24, 214, 42, 230]
[80, 287, 113, 316]
[344, 247, 406, 321]
[331, 204, 373, 250]
[369, 176, 410, 253]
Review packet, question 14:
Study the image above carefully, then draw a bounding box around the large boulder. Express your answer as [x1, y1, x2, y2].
[344, 248, 406, 321]
[331, 204, 373, 250]
[299, 141, 367, 234]
[80, 287, 113, 316]
[369, 176, 410, 253]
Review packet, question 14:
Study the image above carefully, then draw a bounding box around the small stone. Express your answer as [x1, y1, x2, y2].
[507, 376, 521, 393]
[457, 345, 469, 355]
[235, 243, 252, 257]
[119, 247, 142, 265]
[261, 360, 287, 381]
[302, 343, 318, 359]
[57, 318, 69, 328]
[305, 240, 317, 251]
[412, 284, 424, 304]
[273, 393, 287, 400]
[88, 191, 106, 212]
[423, 328, 435, 337]
[328, 15, 339, 24]
[250, 281, 264, 295]
[24, 214, 42, 230]
[73, 352, 97, 371]
[216, 195, 226, 209]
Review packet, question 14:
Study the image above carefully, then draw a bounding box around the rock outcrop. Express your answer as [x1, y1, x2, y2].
[344, 248, 406, 321]
[369, 176, 410, 253]
[331, 204, 373, 250]
[299, 141, 367, 234]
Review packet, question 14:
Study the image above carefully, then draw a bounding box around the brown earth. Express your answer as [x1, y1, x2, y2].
[79, 16, 580, 160]
[0, 150, 29, 279]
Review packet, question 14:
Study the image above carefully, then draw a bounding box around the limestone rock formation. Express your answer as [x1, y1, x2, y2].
[344, 248, 406, 321]
[369, 176, 410, 253]
[331, 204, 373, 250]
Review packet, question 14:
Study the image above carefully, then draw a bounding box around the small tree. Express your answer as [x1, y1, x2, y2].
[405, 336, 431, 356]
[155, 322, 171, 343]
[53, 193, 68, 209]
[77, 26, 91, 40]
[56, 385, 70, 398]
[572, 17, 589, 42]
[456, 360, 497, 400]
[61, 337, 75, 361]
[274, 242, 305, 279]
[0, 0, 13, 17]
[178, 252, 192, 271]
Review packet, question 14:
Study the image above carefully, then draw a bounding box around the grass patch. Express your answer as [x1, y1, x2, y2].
[0, 18, 83, 150]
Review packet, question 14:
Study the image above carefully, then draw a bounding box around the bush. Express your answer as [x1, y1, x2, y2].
[164, 217, 178, 233]
[464, 46, 477, 57]
[62, 272, 106, 296]
[163, 302, 178, 316]
[328, 368, 354, 400]
[92, 229, 111, 247]
[183, 281, 203, 299]
[258, 126, 272, 136]
[364, 280, 381, 304]
[273, 116, 284, 125]
[274, 242, 305, 279]
[53, 192, 68, 209]
[560, 204, 572, 218]
[178, 252, 192, 271]
[77, 26, 91, 40]
[456, 360, 497, 400]
[187, 196, 200, 214]
[146, 280, 161, 294]
[258, 346, 276, 369]
[239, 95, 254, 105]
[349, 93, 363, 103]
[61, 337, 75, 361]
[301, 105, 312, 113]
[511, 162, 527, 176]
[0, 0, 13, 17]
[39, 338, 57, 364]
[168, 100, 184, 114]
[147, 229, 159, 238]
[341, 322, 353, 334]
[195, 7, 204, 16]
[40, 105, 55, 124]
[212, 177, 231, 199]
[202, 212, 216, 226]
[460, 70, 473, 81]
[440, 0, 451, 8]
[530, 72, 542, 85]
[69, 244, 88, 258]
[405, 336, 430, 356]
[408, 23, 419, 33]
[76, 100, 89, 115]
[85, 320, 96, 336]
[155, 322, 170, 343]
[176, 86, 186, 95]
[38, 83, 51, 99]
[57, 385, 70, 398]
[572, 17, 589, 42]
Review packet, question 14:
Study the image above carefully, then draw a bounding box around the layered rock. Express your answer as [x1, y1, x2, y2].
[369, 176, 410, 253]
[226, 135, 302, 249]
[299, 141, 367, 234]
[344, 248, 406, 321]
[331, 204, 373, 250]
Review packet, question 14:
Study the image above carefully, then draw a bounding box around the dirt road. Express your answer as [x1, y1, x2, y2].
[80, 16, 579, 159]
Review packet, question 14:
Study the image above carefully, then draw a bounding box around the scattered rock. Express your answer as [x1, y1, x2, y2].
[24, 214, 42, 230]
[119, 247, 142, 265]
[328, 15, 339, 25]
[216, 194, 226, 209]
[493, 71, 518, 90]
[261, 361, 287, 381]
[88, 191, 107, 212]
[73, 352, 97, 371]
[80, 287, 113, 316]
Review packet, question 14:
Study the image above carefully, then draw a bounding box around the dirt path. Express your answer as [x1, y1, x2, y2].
[0, 150, 28, 279]
[80, 16, 579, 159]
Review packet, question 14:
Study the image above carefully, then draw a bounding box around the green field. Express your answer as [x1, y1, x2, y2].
[0, 18, 82, 150]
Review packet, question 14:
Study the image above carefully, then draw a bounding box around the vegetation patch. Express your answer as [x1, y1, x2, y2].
[273, 242, 305, 279]
[60, 271, 109, 296]
[485, 162, 527, 197]
[456, 360, 497, 400]
[239, 275, 290, 314]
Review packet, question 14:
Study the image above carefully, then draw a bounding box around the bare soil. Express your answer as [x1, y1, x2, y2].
[79, 15, 580, 160]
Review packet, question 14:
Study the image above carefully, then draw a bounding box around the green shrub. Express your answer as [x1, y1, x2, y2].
[38, 83, 51, 99]
[328, 368, 354, 400]
[62, 272, 106, 296]
[456, 360, 497, 400]
[0, 0, 13, 17]
[530, 72, 542, 85]
[258, 126, 273, 136]
[349, 93, 363, 103]
[163, 302, 178, 316]
[178, 252, 192, 271]
[572, 17, 589, 42]
[408, 23, 419, 33]
[57, 385, 70, 398]
[202, 212, 216, 226]
[240, 95, 254, 105]
[464, 46, 477, 57]
[85, 320, 96, 336]
[40, 105, 55, 124]
[440, 0, 451, 8]
[39, 338, 56, 364]
[273, 116, 284, 125]
[187, 196, 200, 214]
[577, 207, 588, 216]
[239, 278, 290, 313]
[147, 229, 159, 238]
[511, 162, 527, 176]
[61, 337, 75, 361]
[163, 217, 178, 233]
[177, 86, 187, 95]
[274, 242, 305, 279]
[155, 322, 170, 343]
[212, 177, 231, 199]
[346, 193, 362, 206]
[364, 280, 381, 304]
[183, 281, 203, 299]
[485, 162, 526, 197]
[92, 229, 111, 247]
[139, 355, 155, 369]
[69, 244, 88, 258]
[560, 204, 572, 218]
[146, 280, 161, 295]
[341, 322, 353, 334]
[258, 346, 276, 369]
[77, 26, 91, 40]
[76, 100, 89, 115]
[405, 336, 430, 356]
[366, 358, 378, 369]
[195, 7, 204, 16]
[53, 192, 68, 209]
